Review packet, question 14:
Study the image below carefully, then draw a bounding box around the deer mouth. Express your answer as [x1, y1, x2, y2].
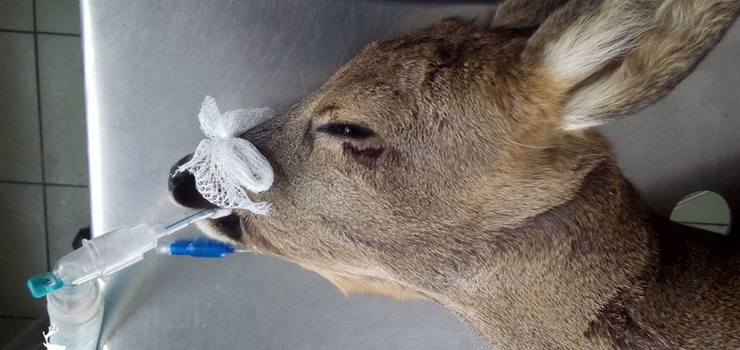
[197, 213, 246, 243]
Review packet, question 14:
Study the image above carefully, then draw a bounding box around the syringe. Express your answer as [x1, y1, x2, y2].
[27, 208, 232, 298]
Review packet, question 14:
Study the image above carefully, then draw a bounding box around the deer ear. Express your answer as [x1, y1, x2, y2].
[521, 0, 740, 130]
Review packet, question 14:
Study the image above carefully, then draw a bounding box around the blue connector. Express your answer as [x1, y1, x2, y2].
[27, 272, 63, 298]
[159, 238, 237, 258]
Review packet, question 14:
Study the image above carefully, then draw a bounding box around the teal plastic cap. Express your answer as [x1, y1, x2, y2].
[27, 272, 63, 298]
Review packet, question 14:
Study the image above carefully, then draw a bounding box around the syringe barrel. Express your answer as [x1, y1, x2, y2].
[54, 224, 158, 286]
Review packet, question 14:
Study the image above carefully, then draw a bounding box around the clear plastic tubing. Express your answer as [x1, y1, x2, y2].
[54, 208, 230, 287]
[26, 208, 231, 350]
[46, 281, 104, 350]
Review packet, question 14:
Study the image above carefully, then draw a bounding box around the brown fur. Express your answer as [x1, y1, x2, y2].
[172, 1, 740, 348]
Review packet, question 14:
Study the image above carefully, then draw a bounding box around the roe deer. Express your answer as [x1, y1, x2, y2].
[170, 0, 740, 348]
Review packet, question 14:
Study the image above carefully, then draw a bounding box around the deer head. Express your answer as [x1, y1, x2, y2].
[170, 0, 740, 347]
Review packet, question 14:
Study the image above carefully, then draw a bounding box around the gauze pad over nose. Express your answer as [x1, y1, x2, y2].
[176, 96, 274, 214]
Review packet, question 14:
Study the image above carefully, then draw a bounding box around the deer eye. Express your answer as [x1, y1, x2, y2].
[317, 123, 375, 139]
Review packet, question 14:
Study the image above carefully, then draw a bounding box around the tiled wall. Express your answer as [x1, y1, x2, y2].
[0, 0, 88, 345]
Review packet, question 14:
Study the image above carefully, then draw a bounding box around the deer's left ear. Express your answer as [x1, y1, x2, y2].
[519, 0, 740, 130]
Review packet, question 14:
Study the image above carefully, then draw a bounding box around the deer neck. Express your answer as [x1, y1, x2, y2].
[442, 161, 661, 348]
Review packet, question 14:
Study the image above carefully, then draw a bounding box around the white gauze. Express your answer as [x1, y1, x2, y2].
[176, 96, 274, 214]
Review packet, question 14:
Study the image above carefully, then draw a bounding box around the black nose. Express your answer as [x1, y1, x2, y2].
[168, 154, 218, 209]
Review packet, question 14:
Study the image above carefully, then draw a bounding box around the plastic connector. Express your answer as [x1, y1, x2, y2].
[27, 209, 226, 299]
[27, 272, 63, 298]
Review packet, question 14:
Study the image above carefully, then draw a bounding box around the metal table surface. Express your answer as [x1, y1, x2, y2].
[82, 0, 740, 349]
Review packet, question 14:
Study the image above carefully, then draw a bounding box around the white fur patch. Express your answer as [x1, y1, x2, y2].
[544, 0, 656, 130]
[544, 0, 652, 86]
[562, 75, 623, 130]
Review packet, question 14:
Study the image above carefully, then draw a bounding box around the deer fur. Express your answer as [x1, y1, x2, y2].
[170, 0, 740, 348]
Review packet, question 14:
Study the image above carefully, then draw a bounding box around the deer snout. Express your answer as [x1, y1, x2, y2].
[168, 153, 219, 209]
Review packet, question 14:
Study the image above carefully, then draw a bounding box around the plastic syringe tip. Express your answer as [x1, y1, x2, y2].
[154, 208, 233, 237]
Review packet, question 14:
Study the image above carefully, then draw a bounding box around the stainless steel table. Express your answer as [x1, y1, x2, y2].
[82, 0, 740, 348]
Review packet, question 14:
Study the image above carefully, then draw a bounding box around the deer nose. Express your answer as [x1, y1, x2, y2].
[168, 154, 218, 209]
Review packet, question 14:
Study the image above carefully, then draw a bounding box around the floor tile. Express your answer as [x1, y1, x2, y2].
[0, 317, 34, 347]
[0, 32, 42, 183]
[37, 34, 87, 186]
[46, 186, 89, 264]
[35, 0, 80, 35]
[0, 0, 33, 31]
[0, 183, 46, 318]
[0, 316, 47, 350]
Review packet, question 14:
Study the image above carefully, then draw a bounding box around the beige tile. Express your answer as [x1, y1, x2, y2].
[38, 34, 87, 186]
[0, 32, 42, 183]
[0, 183, 46, 318]
[35, 0, 80, 34]
[0, 0, 34, 31]
[46, 186, 89, 264]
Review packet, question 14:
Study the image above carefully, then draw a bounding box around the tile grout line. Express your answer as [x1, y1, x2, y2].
[0, 315, 38, 321]
[31, 0, 52, 272]
[0, 28, 80, 37]
[0, 180, 88, 188]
